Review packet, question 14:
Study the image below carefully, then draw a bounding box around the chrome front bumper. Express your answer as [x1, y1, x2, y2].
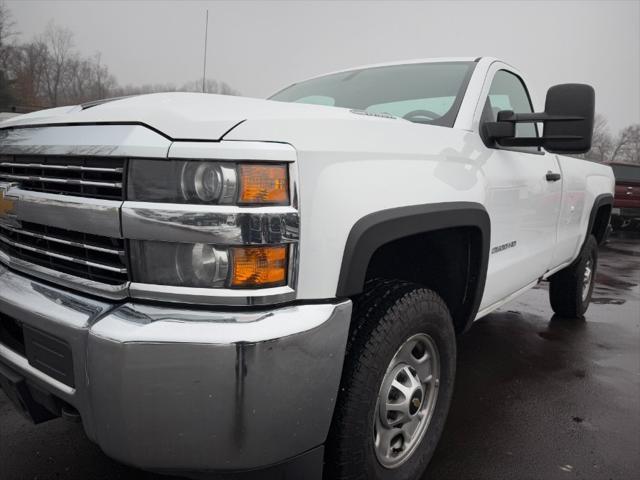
[0, 264, 351, 473]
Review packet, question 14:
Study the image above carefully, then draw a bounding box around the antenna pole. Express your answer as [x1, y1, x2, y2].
[202, 9, 209, 93]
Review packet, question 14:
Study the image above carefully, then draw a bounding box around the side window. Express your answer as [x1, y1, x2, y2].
[481, 70, 539, 151]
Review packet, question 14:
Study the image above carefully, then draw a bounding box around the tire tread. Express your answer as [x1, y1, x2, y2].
[549, 235, 598, 318]
[325, 279, 455, 480]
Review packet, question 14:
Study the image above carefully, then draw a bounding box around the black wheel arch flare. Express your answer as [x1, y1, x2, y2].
[587, 193, 613, 245]
[336, 202, 491, 331]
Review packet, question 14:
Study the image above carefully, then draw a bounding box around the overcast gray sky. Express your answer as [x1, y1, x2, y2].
[7, 0, 640, 132]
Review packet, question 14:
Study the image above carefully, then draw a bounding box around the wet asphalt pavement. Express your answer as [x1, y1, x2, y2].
[1, 233, 639, 480]
[425, 231, 640, 480]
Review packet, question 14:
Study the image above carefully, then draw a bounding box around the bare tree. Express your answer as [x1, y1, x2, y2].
[217, 81, 239, 96]
[90, 53, 117, 100]
[585, 114, 614, 162]
[1, 3, 239, 109]
[0, 0, 16, 105]
[179, 78, 240, 95]
[113, 82, 179, 96]
[9, 40, 48, 107]
[64, 53, 118, 103]
[611, 125, 640, 164]
[65, 54, 90, 102]
[0, 0, 15, 58]
[40, 22, 74, 106]
[116, 78, 240, 97]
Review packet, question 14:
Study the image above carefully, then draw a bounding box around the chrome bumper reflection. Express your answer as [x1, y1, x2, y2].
[0, 264, 351, 471]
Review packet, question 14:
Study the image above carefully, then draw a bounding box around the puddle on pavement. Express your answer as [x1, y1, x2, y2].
[594, 272, 637, 290]
[591, 297, 626, 305]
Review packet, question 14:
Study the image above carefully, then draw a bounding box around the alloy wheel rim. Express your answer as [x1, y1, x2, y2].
[582, 257, 593, 302]
[373, 333, 440, 469]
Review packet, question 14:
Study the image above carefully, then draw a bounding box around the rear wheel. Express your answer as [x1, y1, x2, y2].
[325, 280, 456, 480]
[549, 235, 598, 318]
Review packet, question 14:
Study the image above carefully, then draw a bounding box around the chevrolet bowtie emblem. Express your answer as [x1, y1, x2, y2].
[0, 190, 15, 216]
[0, 183, 20, 228]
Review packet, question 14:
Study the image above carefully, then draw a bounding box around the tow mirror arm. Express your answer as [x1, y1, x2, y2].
[483, 110, 586, 148]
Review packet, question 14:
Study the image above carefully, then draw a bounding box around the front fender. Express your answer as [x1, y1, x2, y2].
[336, 202, 490, 329]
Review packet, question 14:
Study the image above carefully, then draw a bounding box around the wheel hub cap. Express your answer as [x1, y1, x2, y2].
[373, 333, 440, 469]
[409, 391, 422, 415]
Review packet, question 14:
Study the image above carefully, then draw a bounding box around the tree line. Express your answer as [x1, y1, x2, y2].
[0, 2, 638, 164]
[582, 114, 639, 164]
[0, 2, 238, 112]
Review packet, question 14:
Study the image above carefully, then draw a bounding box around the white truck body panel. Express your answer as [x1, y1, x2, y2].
[0, 57, 615, 317]
[225, 59, 614, 315]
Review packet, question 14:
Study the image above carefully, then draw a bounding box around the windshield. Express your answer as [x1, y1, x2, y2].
[270, 61, 476, 127]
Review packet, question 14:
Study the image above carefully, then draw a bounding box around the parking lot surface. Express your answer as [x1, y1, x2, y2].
[1, 233, 639, 480]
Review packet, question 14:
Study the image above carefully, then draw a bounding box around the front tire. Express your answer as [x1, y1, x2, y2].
[325, 280, 456, 480]
[549, 235, 598, 318]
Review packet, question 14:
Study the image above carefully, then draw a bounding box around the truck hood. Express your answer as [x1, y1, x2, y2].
[0, 92, 365, 141]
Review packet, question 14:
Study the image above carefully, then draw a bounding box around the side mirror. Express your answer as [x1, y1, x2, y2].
[543, 84, 595, 153]
[482, 83, 595, 154]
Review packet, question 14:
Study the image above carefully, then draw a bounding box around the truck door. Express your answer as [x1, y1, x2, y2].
[476, 68, 563, 310]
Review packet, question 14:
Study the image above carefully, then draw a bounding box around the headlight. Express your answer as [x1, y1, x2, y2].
[128, 160, 289, 205]
[181, 162, 233, 203]
[130, 241, 229, 288]
[130, 241, 288, 289]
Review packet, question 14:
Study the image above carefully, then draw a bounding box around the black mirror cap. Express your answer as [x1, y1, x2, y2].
[543, 83, 595, 154]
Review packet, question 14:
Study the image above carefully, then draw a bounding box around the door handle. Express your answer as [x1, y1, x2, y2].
[546, 171, 561, 182]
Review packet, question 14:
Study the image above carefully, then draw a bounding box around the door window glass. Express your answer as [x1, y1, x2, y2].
[484, 70, 538, 142]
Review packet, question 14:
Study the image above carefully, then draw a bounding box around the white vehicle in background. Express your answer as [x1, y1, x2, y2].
[0, 57, 613, 480]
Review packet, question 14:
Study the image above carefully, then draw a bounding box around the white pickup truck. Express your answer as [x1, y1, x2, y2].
[0, 57, 614, 480]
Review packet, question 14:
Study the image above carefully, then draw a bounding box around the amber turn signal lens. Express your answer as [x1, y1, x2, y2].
[230, 245, 288, 288]
[238, 164, 289, 205]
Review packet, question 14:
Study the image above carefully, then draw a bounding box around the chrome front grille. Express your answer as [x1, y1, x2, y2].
[0, 221, 128, 285]
[0, 155, 125, 200]
[0, 125, 299, 305]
